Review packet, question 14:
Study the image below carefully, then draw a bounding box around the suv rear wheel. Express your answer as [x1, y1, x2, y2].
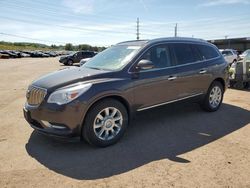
[82, 99, 128, 147]
[201, 81, 224, 112]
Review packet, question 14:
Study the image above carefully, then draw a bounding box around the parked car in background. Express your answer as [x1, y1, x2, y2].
[59, 51, 97, 66]
[79, 57, 92, 66]
[0, 50, 19, 58]
[44, 51, 57, 57]
[0, 53, 10, 59]
[24, 37, 228, 147]
[239, 49, 250, 60]
[229, 51, 250, 89]
[20, 52, 31, 58]
[0, 50, 61, 58]
[220, 49, 238, 65]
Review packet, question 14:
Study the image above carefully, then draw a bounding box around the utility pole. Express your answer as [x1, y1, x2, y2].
[136, 17, 140, 40]
[174, 23, 178, 37]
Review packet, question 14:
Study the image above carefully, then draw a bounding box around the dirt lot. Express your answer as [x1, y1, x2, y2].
[0, 57, 249, 188]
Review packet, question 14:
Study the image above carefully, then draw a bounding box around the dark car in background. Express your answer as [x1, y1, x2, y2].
[24, 37, 228, 147]
[0, 50, 19, 58]
[59, 51, 97, 66]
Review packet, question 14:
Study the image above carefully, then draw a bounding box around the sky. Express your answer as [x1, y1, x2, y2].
[0, 0, 250, 46]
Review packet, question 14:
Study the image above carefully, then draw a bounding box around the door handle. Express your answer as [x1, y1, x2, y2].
[199, 70, 207, 74]
[168, 76, 177, 81]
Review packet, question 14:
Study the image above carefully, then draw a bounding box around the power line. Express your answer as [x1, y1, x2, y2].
[0, 16, 136, 35]
[2, 2, 250, 36]
[0, 32, 65, 44]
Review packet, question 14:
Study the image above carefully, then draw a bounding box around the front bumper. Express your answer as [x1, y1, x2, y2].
[23, 101, 87, 138]
[59, 58, 67, 63]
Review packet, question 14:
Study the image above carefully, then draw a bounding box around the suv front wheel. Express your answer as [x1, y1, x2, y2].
[82, 99, 128, 147]
[201, 81, 224, 112]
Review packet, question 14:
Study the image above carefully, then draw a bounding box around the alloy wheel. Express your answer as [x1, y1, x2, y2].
[93, 107, 123, 140]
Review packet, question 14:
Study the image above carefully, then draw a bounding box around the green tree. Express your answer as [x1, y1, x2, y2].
[51, 44, 57, 49]
[65, 43, 74, 51]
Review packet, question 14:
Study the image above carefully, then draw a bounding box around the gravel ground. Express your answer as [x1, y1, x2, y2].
[0, 57, 249, 188]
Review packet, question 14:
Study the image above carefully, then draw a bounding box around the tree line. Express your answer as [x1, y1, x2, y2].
[0, 41, 106, 52]
[64, 43, 106, 52]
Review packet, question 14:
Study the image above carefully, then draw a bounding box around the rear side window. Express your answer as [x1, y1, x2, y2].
[172, 43, 196, 65]
[197, 45, 219, 60]
[82, 52, 93, 58]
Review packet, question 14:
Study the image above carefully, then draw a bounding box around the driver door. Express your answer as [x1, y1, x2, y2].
[131, 44, 178, 110]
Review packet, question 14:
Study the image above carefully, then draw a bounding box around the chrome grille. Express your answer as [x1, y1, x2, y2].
[26, 86, 47, 106]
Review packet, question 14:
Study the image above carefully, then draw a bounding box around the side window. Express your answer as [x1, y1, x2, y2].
[172, 43, 195, 65]
[85, 52, 93, 58]
[140, 44, 172, 69]
[75, 52, 80, 57]
[197, 45, 219, 60]
[190, 44, 203, 62]
[82, 52, 87, 57]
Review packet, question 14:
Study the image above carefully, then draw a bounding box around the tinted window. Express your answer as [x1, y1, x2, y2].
[172, 43, 195, 65]
[190, 44, 203, 62]
[197, 45, 219, 60]
[140, 44, 172, 69]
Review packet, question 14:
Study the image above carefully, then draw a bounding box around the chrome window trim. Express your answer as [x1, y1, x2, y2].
[137, 93, 204, 112]
[128, 41, 221, 74]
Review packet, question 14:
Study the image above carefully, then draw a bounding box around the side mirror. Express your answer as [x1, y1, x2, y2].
[136, 59, 154, 70]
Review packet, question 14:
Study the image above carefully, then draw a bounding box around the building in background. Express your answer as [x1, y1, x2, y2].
[208, 37, 250, 53]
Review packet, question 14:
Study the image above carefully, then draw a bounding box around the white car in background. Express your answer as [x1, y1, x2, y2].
[79, 57, 92, 66]
[220, 49, 238, 65]
[239, 49, 250, 60]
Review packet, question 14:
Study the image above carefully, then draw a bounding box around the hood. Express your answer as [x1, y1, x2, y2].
[32, 67, 110, 90]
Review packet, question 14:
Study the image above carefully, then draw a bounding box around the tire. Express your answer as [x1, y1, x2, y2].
[82, 99, 128, 147]
[243, 82, 249, 89]
[67, 60, 74, 66]
[201, 81, 224, 112]
[229, 81, 235, 88]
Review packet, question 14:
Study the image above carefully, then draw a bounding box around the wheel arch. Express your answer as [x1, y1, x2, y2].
[213, 77, 226, 91]
[80, 95, 132, 135]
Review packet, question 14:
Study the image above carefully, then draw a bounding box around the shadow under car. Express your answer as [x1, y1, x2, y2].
[25, 102, 250, 180]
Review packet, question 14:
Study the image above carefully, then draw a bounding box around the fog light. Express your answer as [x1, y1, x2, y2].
[41, 120, 67, 129]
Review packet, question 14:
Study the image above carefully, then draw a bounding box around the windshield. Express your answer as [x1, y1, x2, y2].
[242, 50, 250, 56]
[246, 52, 250, 61]
[83, 45, 141, 71]
[222, 51, 229, 55]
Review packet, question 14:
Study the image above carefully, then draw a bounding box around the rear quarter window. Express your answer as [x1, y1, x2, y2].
[197, 44, 219, 60]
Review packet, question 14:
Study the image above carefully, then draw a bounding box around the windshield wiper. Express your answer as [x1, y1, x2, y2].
[85, 66, 110, 71]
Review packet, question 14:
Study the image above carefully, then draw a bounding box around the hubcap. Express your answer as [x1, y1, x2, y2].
[209, 86, 222, 108]
[93, 107, 123, 141]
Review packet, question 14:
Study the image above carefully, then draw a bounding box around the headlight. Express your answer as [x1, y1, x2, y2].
[47, 83, 92, 105]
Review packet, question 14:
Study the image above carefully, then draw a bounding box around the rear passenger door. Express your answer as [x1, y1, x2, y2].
[170, 43, 210, 97]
